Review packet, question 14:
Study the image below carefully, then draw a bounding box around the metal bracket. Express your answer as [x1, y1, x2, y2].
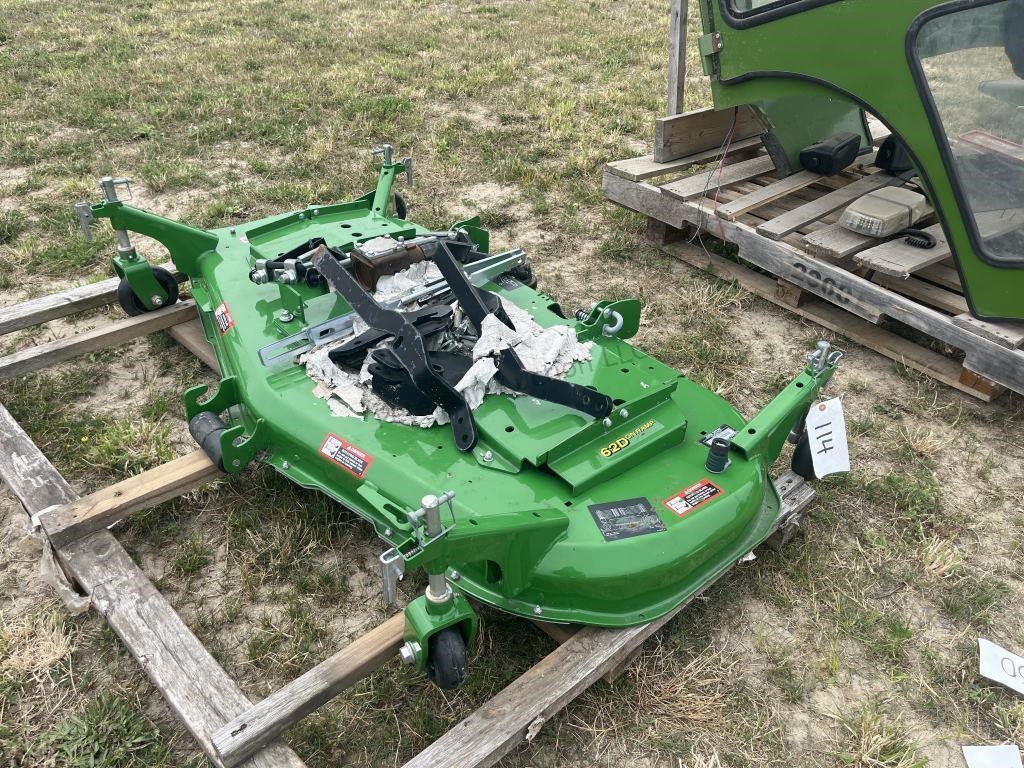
[698, 32, 724, 76]
[371, 143, 394, 165]
[380, 548, 406, 606]
[74, 202, 95, 241]
[402, 156, 413, 185]
[805, 340, 844, 379]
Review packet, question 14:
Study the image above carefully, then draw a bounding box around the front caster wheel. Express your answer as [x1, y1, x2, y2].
[791, 430, 818, 481]
[426, 627, 468, 690]
[116, 267, 179, 316]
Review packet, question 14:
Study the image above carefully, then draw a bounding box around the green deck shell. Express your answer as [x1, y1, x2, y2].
[91, 171, 835, 628]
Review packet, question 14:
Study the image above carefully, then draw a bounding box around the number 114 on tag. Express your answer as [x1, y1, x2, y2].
[805, 398, 850, 478]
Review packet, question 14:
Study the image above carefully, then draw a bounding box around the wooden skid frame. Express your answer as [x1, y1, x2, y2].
[0, 280, 819, 767]
[603, 141, 1024, 401]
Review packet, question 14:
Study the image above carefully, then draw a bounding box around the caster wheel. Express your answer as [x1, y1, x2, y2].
[791, 430, 818, 481]
[116, 267, 179, 316]
[394, 192, 408, 220]
[426, 627, 468, 690]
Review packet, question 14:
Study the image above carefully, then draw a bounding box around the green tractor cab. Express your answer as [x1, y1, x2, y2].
[699, 0, 1024, 320]
[77, 148, 842, 688]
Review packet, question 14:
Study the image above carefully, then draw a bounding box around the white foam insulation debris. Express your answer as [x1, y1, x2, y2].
[302, 264, 592, 426]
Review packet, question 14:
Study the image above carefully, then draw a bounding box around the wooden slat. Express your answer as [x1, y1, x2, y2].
[605, 137, 762, 182]
[0, 403, 305, 767]
[654, 106, 764, 163]
[212, 614, 405, 768]
[856, 209, 1024, 278]
[916, 261, 962, 291]
[804, 222, 883, 263]
[401, 474, 814, 768]
[716, 170, 825, 222]
[952, 314, 1024, 350]
[38, 451, 221, 548]
[872, 274, 968, 315]
[660, 155, 775, 202]
[0, 300, 197, 380]
[604, 172, 1024, 397]
[867, 115, 892, 147]
[666, 0, 687, 117]
[757, 172, 893, 240]
[854, 223, 949, 277]
[0, 263, 181, 337]
[167, 318, 220, 372]
[659, 241, 1001, 401]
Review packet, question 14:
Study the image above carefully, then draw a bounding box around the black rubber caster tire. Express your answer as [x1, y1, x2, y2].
[394, 192, 408, 220]
[116, 267, 179, 316]
[791, 430, 818, 481]
[426, 627, 468, 690]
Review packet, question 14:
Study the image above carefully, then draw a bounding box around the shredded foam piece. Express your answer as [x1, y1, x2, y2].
[302, 263, 592, 427]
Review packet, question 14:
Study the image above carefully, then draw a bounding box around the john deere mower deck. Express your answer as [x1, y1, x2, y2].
[77, 149, 840, 688]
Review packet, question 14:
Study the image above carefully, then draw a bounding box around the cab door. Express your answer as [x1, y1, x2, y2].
[701, 0, 1024, 321]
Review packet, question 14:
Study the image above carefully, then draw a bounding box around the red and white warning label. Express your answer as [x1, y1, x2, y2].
[214, 301, 235, 335]
[319, 434, 374, 479]
[663, 479, 722, 518]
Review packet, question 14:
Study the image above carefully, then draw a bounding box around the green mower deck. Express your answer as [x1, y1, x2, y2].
[78, 153, 840, 687]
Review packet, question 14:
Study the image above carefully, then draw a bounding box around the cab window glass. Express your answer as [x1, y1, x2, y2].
[728, 0, 796, 13]
[916, 1, 1024, 263]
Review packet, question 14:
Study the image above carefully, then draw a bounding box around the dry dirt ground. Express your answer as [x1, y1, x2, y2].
[1, 1, 1023, 767]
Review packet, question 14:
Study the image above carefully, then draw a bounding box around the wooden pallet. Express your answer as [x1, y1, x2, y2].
[604, 109, 1024, 402]
[0, 282, 817, 768]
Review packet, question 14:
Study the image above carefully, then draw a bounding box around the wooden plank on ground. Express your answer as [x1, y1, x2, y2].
[212, 614, 405, 768]
[605, 137, 762, 182]
[660, 155, 775, 202]
[38, 451, 221, 548]
[0, 300, 197, 380]
[167, 319, 219, 372]
[757, 172, 892, 240]
[659, 242, 1000, 401]
[952, 314, 1024, 350]
[872, 274, 968, 316]
[401, 475, 813, 768]
[0, 403, 305, 768]
[654, 106, 764, 163]
[0, 263, 181, 337]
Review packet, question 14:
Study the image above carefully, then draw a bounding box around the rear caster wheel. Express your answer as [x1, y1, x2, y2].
[116, 267, 179, 316]
[426, 627, 468, 690]
[791, 430, 818, 481]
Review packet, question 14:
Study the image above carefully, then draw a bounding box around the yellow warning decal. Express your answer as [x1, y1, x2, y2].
[599, 420, 656, 458]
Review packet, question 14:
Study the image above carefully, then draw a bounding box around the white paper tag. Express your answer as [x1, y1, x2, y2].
[963, 745, 1023, 768]
[979, 638, 1024, 696]
[805, 397, 850, 478]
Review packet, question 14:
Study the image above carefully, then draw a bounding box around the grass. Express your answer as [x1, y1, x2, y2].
[1, 0, 1024, 766]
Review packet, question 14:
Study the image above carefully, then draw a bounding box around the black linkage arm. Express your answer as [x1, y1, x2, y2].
[312, 248, 478, 451]
[431, 240, 613, 421]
